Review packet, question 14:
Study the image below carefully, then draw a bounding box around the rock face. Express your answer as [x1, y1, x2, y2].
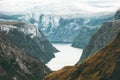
[115, 9, 120, 19]
[0, 13, 114, 48]
[79, 20, 120, 62]
[0, 32, 51, 80]
[72, 27, 98, 48]
[38, 15, 112, 44]
[71, 14, 114, 48]
[78, 9, 120, 62]
[44, 32, 120, 80]
[0, 21, 58, 63]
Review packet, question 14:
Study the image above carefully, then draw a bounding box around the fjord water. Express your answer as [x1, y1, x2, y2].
[46, 43, 83, 71]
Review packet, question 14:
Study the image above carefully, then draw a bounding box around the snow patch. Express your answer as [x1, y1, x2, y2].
[0, 22, 41, 39]
[0, 25, 17, 33]
[19, 24, 42, 38]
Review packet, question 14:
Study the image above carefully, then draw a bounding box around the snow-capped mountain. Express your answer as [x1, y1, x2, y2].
[20, 11, 115, 43]
[0, 11, 114, 46]
[0, 2, 115, 48]
[0, 0, 119, 44]
[0, 21, 41, 38]
[0, 20, 58, 63]
[0, 0, 117, 46]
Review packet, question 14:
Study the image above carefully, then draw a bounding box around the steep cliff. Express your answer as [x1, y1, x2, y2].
[44, 32, 120, 80]
[0, 21, 58, 63]
[78, 9, 120, 62]
[72, 27, 98, 48]
[0, 32, 51, 80]
[114, 9, 120, 19]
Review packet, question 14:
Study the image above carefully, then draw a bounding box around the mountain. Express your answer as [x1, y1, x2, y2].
[71, 27, 98, 48]
[44, 31, 120, 80]
[114, 9, 120, 19]
[0, 12, 114, 48]
[0, 31, 51, 80]
[78, 9, 120, 62]
[0, 20, 58, 63]
[71, 14, 114, 48]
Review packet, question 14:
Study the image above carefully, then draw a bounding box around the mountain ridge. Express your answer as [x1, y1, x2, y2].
[0, 31, 52, 80]
[0, 20, 58, 63]
[78, 9, 120, 62]
[0, 12, 114, 48]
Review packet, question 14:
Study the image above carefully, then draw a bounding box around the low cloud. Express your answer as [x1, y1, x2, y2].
[0, 0, 120, 14]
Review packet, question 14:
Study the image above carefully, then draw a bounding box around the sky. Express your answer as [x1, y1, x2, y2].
[0, 0, 120, 15]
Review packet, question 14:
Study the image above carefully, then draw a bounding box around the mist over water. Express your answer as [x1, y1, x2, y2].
[46, 43, 83, 71]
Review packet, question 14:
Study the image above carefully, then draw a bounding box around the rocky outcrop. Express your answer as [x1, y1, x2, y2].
[0, 21, 58, 63]
[44, 32, 120, 80]
[0, 32, 51, 80]
[115, 9, 120, 19]
[78, 9, 120, 62]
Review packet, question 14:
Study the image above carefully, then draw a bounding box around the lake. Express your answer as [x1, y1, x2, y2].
[46, 43, 83, 71]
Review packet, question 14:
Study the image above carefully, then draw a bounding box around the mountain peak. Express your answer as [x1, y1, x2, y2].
[0, 20, 58, 63]
[115, 9, 120, 20]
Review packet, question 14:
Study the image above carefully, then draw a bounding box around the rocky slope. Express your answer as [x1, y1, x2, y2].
[71, 14, 114, 48]
[78, 9, 120, 62]
[0, 13, 114, 48]
[0, 20, 58, 63]
[0, 32, 51, 80]
[44, 31, 120, 80]
[72, 27, 98, 48]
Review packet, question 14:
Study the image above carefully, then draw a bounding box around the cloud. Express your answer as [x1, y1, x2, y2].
[0, 0, 120, 15]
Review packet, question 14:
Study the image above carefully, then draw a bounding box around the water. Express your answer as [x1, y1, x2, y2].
[46, 43, 83, 71]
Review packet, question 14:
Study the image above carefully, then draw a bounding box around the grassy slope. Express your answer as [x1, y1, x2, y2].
[45, 32, 120, 80]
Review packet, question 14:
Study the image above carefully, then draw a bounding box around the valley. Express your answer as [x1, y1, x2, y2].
[0, 0, 120, 80]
